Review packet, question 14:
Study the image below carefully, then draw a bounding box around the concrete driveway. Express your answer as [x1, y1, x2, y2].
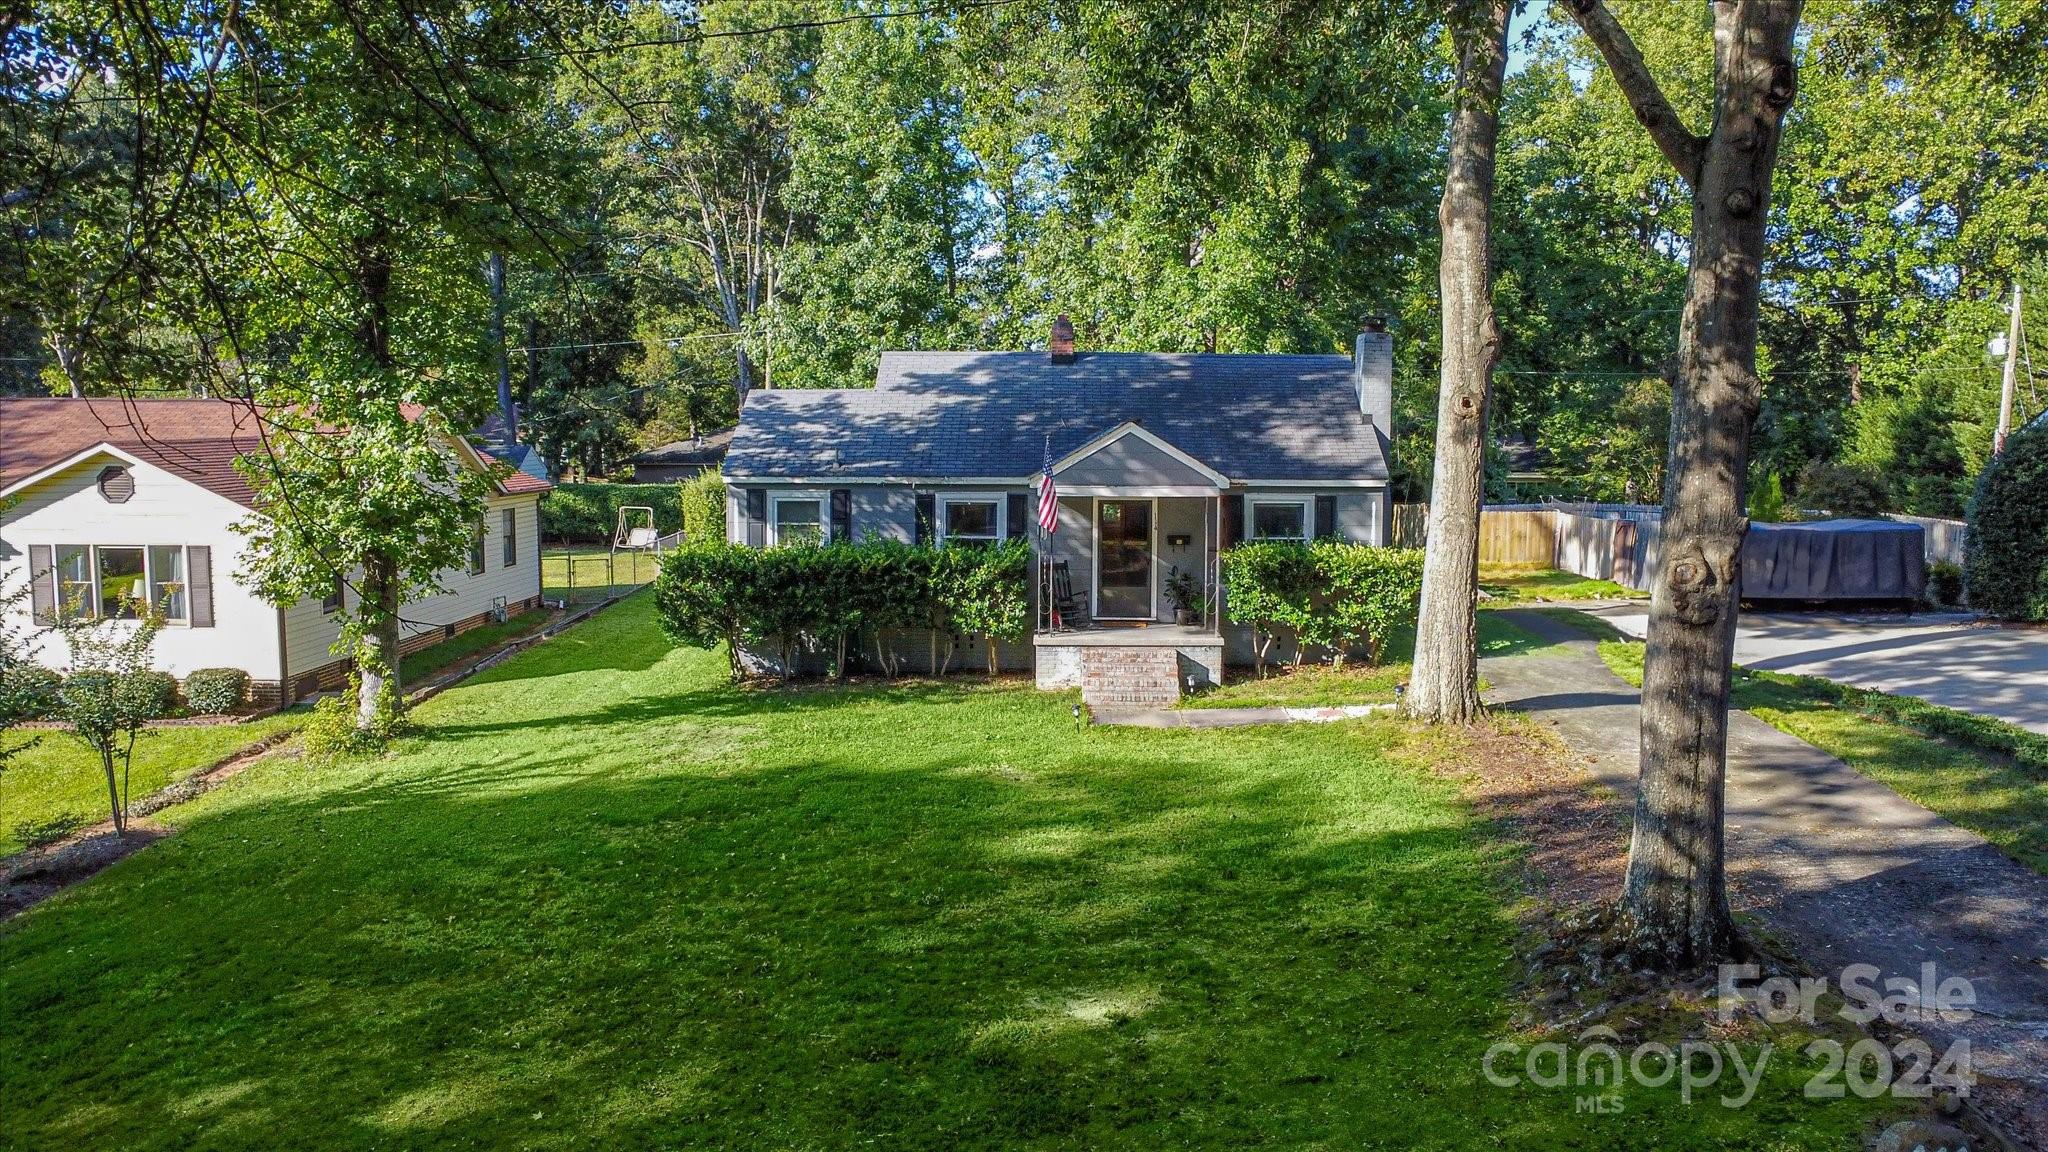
[1593, 607, 2048, 734]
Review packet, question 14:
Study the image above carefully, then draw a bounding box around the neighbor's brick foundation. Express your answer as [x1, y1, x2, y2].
[260, 595, 544, 704]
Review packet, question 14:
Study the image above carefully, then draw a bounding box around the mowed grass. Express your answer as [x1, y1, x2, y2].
[1598, 637, 2048, 875]
[1480, 566, 1644, 603]
[541, 546, 659, 603]
[0, 714, 302, 854]
[1185, 614, 1549, 709]
[398, 607, 552, 685]
[0, 597, 1888, 1149]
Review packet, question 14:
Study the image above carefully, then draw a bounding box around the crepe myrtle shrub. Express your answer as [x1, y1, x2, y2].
[1219, 542, 1319, 675]
[656, 539, 1030, 681]
[1966, 420, 2048, 621]
[934, 539, 1032, 678]
[1304, 543, 1426, 666]
[52, 603, 174, 834]
[1221, 542, 1425, 673]
[183, 667, 251, 715]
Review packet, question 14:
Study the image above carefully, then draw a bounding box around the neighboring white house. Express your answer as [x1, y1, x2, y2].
[0, 397, 550, 705]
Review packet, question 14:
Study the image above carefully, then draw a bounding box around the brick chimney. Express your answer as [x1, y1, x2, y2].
[1354, 315, 1392, 435]
[1049, 314, 1076, 365]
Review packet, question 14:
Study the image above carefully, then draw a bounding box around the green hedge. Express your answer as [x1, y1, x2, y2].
[1221, 541, 1425, 672]
[1966, 419, 2048, 620]
[679, 471, 726, 545]
[655, 539, 1030, 681]
[183, 667, 250, 715]
[541, 482, 683, 544]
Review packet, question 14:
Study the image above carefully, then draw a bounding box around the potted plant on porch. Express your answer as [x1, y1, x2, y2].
[1165, 566, 1204, 626]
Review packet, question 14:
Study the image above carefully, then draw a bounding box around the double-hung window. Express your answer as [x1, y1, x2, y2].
[1248, 499, 1311, 543]
[148, 545, 188, 621]
[468, 528, 487, 576]
[502, 509, 518, 567]
[769, 493, 827, 546]
[938, 494, 1004, 547]
[43, 545, 194, 623]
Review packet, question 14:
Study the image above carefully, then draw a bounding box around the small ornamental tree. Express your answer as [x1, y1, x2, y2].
[1965, 420, 2048, 621]
[1306, 544, 1426, 665]
[938, 540, 1031, 677]
[1219, 542, 1318, 675]
[54, 602, 173, 834]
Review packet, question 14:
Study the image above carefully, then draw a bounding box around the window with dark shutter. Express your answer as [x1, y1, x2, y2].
[913, 493, 936, 546]
[188, 546, 214, 628]
[27, 544, 55, 624]
[830, 489, 852, 543]
[502, 508, 517, 567]
[1006, 493, 1027, 538]
[744, 489, 767, 547]
[1315, 495, 1338, 540]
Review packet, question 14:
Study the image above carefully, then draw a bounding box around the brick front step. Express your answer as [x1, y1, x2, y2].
[1080, 647, 1181, 710]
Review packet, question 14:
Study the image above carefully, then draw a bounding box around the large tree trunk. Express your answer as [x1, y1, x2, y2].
[1568, 0, 1802, 964]
[1407, 0, 1511, 725]
[356, 553, 403, 731]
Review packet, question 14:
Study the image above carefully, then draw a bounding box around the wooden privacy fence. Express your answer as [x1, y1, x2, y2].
[1395, 501, 1664, 587]
[1389, 504, 1562, 568]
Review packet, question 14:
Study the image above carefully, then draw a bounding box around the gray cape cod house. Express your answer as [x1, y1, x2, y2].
[722, 317, 1395, 702]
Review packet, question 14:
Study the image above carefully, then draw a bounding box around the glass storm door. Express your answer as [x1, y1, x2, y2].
[1096, 500, 1154, 619]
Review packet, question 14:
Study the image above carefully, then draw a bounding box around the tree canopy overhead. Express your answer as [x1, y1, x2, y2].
[3, 0, 2043, 503]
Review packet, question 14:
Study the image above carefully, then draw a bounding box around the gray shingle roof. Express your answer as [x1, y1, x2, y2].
[725, 351, 1387, 482]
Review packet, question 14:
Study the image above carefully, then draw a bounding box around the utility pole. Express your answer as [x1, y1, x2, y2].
[1995, 282, 2021, 456]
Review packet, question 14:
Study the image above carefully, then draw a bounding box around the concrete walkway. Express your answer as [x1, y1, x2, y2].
[1482, 610, 2048, 1140]
[1091, 703, 1393, 728]
[1592, 607, 2048, 735]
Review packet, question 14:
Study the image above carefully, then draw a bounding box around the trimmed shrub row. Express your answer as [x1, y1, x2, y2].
[678, 471, 726, 545]
[1220, 541, 1426, 673]
[541, 482, 683, 544]
[655, 539, 1031, 681]
[1, 664, 249, 719]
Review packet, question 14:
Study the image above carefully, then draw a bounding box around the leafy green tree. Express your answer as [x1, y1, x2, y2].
[1965, 418, 2048, 620]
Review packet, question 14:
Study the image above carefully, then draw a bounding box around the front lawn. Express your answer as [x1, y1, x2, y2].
[0, 715, 302, 854]
[0, 597, 1889, 1148]
[1598, 636, 2048, 875]
[1480, 566, 1644, 603]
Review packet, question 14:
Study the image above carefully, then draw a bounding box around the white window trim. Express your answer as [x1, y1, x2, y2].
[52, 544, 195, 625]
[768, 490, 831, 546]
[935, 491, 1006, 546]
[1246, 497, 1313, 543]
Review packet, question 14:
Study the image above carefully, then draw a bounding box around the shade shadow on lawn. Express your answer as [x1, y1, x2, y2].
[0, 599, 1884, 1150]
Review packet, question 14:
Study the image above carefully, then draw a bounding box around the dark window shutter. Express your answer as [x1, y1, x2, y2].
[914, 493, 935, 545]
[1315, 495, 1338, 540]
[1220, 495, 1243, 548]
[830, 488, 852, 543]
[28, 544, 55, 625]
[744, 489, 767, 548]
[188, 546, 214, 628]
[1006, 492, 1028, 538]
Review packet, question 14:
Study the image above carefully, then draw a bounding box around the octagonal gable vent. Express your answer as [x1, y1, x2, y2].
[97, 465, 135, 504]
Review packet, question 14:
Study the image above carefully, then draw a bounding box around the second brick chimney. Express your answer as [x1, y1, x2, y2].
[1049, 314, 1076, 365]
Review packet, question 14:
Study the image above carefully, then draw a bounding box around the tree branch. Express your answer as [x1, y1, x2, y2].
[1563, 0, 1705, 185]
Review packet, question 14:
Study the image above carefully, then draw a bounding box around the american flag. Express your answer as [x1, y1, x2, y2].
[1037, 436, 1059, 534]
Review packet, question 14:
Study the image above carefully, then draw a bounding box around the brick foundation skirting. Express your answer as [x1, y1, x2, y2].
[283, 596, 543, 703]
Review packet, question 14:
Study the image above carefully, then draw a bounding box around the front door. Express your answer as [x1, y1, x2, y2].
[1096, 499, 1154, 619]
